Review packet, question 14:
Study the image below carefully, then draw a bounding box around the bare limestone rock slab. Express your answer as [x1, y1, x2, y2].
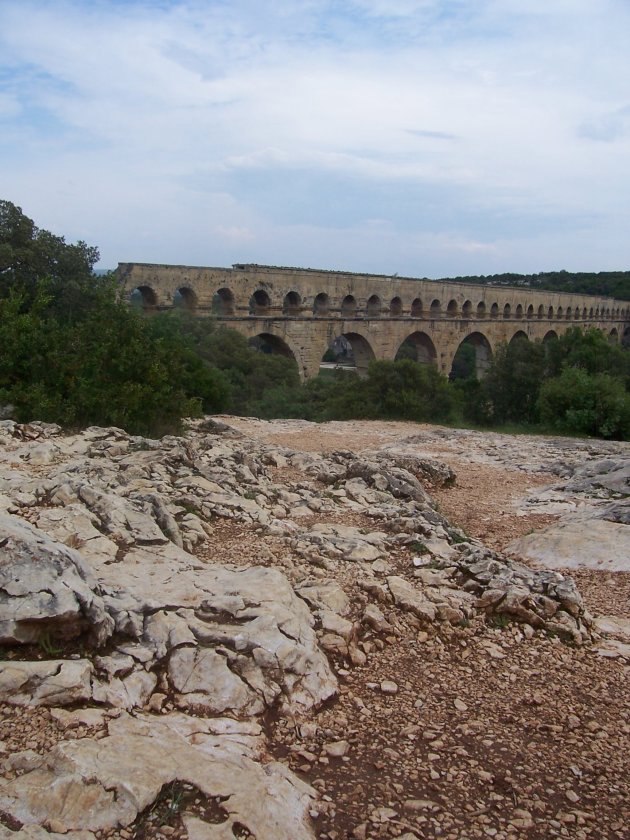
[0, 712, 316, 840]
[507, 515, 630, 572]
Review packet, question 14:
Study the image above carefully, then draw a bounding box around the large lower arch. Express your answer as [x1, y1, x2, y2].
[395, 331, 438, 365]
[543, 330, 558, 343]
[248, 333, 300, 372]
[451, 332, 493, 380]
[509, 330, 529, 344]
[333, 331, 376, 378]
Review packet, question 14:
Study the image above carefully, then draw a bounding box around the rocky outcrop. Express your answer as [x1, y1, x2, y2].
[0, 417, 609, 838]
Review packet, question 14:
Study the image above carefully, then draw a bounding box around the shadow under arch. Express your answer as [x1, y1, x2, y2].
[328, 331, 376, 378]
[543, 330, 558, 343]
[130, 285, 158, 311]
[450, 331, 493, 380]
[395, 331, 437, 365]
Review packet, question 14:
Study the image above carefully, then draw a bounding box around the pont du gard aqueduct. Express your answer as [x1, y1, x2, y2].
[116, 262, 630, 380]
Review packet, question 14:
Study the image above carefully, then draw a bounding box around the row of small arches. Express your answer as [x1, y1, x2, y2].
[130, 285, 627, 321]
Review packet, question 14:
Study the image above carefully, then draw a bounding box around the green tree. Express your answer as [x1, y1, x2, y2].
[538, 368, 630, 439]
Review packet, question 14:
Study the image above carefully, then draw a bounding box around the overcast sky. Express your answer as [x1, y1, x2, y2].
[1, 0, 629, 277]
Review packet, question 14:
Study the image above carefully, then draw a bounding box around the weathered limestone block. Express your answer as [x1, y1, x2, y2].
[0, 660, 92, 706]
[386, 576, 437, 623]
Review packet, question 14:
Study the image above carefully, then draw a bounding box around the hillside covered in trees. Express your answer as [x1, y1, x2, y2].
[438, 270, 630, 300]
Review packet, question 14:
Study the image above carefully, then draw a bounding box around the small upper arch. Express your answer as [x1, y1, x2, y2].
[283, 290, 302, 316]
[503, 303, 511, 319]
[390, 296, 403, 317]
[341, 294, 358, 317]
[477, 301, 486, 318]
[411, 297, 423, 317]
[249, 288, 271, 316]
[130, 285, 158, 311]
[446, 299, 458, 317]
[462, 300, 473, 318]
[313, 292, 330, 316]
[174, 286, 197, 311]
[212, 287, 235, 316]
[490, 302, 499, 319]
[430, 299, 441, 317]
[367, 294, 382, 317]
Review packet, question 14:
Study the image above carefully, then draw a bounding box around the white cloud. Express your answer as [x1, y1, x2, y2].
[0, 0, 629, 274]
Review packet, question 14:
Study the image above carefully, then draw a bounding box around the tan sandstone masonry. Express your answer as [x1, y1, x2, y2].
[116, 262, 630, 379]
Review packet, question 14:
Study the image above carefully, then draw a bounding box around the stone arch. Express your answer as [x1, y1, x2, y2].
[337, 331, 376, 377]
[411, 298, 423, 317]
[341, 295, 358, 317]
[395, 331, 438, 366]
[390, 296, 403, 317]
[515, 304, 524, 319]
[547, 305, 554, 319]
[503, 303, 511, 319]
[430, 299, 441, 317]
[248, 333, 300, 370]
[527, 304, 534, 319]
[313, 293, 330, 316]
[595, 307, 600, 317]
[174, 286, 197, 311]
[565, 306, 572, 320]
[606, 307, 611, 318]
[367, 295, 382, 317]
[477, 301, 486, 318]
[609, 328, 619, 342]
[557, 306, 563, 319]
[282, 290, 301, 316]
[490, 303, 499, 319]
[130, 285, 158, 311]
[212, 287, 235, 316]
[537, 304, 545, 319]
[446, 299, 458, 317]
[589, 307, 594, 318]
[581, 307, 587, 319]
[543, 330, 558, 342]
[462, 300, 473, 318]
[451, 332, 493, 380]
[249, 289, 271, 316]
[510, 330, 529, 344]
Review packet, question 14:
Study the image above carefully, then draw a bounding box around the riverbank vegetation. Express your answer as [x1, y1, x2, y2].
[2, 200, 630, 439]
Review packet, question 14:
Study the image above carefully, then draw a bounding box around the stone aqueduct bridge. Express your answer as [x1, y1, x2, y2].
[117, 262, 630, 380]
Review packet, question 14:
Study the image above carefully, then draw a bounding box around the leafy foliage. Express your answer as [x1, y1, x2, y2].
[0, 202, 228, 435]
